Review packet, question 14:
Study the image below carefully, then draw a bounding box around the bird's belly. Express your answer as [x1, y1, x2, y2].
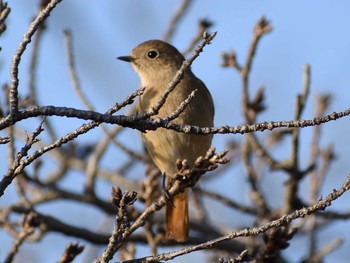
[141, 128, 211, 177]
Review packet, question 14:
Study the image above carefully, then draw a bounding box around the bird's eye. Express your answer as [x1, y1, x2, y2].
[147, 50, 159, 59]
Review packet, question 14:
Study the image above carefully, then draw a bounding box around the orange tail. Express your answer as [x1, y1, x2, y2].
[166, 189, 189, 242]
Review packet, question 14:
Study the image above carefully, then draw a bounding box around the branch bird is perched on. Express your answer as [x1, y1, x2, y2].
[118, 40, 214, 242]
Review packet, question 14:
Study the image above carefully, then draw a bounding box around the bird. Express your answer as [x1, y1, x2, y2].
[117, 39, 214, 242]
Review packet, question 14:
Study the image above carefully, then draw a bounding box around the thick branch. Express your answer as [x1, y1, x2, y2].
[0, 105, 349, 135]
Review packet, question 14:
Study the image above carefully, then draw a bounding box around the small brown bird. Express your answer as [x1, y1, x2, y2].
[118, 40, 214, 242]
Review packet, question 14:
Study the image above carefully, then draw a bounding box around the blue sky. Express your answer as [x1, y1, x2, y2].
[1, 1, 350, 262]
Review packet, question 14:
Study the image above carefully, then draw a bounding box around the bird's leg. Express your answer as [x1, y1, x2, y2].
[161, 172, 175, 208]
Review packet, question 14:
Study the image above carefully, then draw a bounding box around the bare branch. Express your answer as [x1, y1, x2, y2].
[1, 103, 349, 136]
[0, 122, 44, 196]
[303, 238, 343, 263]
[163, 89, 198, 122]
[0, 136, 10, 144]
[119, 174, 350, 262]
[63, 29, 95, 111]
[56, 243, 84, 263]
[0, 1, 10, 36]
[194, 187, 258, 215]
[95, 188, 137, 263]
[10, 0, 63, 114]
[182, 19, 214, 56]
[163, 0, 193, 42]
[3, 212, 37, 263]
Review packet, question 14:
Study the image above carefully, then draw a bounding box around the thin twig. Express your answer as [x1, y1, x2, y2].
[9, 0, 63, 114]
[307, 93, 333, 257]
[0, 1, 10, 35]
[163, 89, 198, 121]
[304, 238, 343, 263]
[194, 187, 258, 215]
[163, 0, 193, 42]
[27, 1, 58, 142]
[63, 29, 95, 110]
[182, 19, 214, 56]
[96, 189, 137, 263]
[233, 18, 272, 214]
[284, 64, 312, 213]
[3, 212, 37, 263]
[0, 122, 44, 196]
[56, 242, 84, 263]
[28, 2, 46, 104]
[242, 138, 270, 214]
[0, 136, 10, 144]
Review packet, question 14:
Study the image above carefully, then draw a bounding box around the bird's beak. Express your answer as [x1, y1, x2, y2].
[117, 56, 134, 62]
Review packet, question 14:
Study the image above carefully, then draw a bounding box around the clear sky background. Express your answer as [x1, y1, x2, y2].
[1, 1, 350, 262]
